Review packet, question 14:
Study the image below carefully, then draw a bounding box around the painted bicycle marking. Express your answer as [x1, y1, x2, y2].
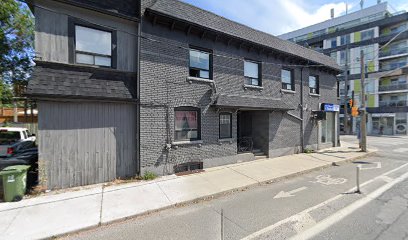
[310, 175, 347, 185]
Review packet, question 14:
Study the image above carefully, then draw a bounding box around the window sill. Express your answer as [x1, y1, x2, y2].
[309, 93, 321, 97]
[281, 89, 296, 94]
[186, 76, 214, 84]
[171, 140, 204, 147]
[243, 84, 263, 91]
[218, 138, 235, 144]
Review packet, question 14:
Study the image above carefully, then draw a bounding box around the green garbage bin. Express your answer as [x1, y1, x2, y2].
[0, 165, 30, 202]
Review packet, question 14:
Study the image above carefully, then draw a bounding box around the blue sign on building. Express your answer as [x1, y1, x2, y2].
[321, 103, 340, 112]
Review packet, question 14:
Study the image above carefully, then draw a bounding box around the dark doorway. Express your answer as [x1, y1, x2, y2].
[237, 111, 269, 155]
[237, 111, 253, 153]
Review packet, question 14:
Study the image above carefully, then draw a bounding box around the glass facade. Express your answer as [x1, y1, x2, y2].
[372, 116, 394, 135]
[396, 113, 407, 135]
[321, 113, 335, 144]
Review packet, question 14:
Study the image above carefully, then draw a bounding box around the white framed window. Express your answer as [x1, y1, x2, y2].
[244, 60, 261, 86]
[281, 69, 294, 91]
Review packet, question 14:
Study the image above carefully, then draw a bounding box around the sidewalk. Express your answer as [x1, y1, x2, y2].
[0, 142, 375, 240]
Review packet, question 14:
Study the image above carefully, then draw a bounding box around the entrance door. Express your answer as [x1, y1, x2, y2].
[320, 112, 335, 146]
[237, 111, 253, 153]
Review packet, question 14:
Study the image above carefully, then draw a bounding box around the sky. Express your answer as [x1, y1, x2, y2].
[181, 0, 408, 36]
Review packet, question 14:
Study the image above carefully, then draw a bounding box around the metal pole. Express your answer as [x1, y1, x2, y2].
[360, 50, 367, 152]
[300, 67, 304, 153]
[221, 209, 224, 240]
[343, 45, 349, 134]
[13, 99, 18, 123]
[24, 99, 28, 123]
[356, 166, 361, 193]
[351, 90, 355, 134]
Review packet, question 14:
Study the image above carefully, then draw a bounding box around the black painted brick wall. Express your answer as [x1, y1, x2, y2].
[139, 18, 339, 175]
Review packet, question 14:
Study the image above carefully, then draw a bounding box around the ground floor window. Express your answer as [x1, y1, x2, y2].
[396, 113, 407, 135]
[219, 113, 232, 139]
[321, 112, 334, 143]
[372, 117, 394, 135]
[174, 107, 200, 141]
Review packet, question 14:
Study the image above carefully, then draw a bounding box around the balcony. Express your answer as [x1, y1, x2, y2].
[378, 83, 408, 92]
[380, 61, 407, 71]
[379, 46, 408, 58]
[379, 100, 408, 107]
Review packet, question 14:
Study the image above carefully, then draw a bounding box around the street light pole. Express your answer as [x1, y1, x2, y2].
[360, 50, 367, 152]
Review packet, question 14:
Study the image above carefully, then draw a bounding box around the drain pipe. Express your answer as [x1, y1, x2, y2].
[136, 13, 142, 176]
[300, 66, 305, 153]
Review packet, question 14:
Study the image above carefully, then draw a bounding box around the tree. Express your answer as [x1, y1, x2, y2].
[0, 0, 34, 99]
[0, 80, 14, 105]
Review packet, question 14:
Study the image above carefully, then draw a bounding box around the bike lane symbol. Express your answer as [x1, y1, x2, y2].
[310, 175, 347, 185]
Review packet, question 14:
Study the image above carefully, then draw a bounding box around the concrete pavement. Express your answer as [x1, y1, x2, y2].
[0, 141, 373, 240]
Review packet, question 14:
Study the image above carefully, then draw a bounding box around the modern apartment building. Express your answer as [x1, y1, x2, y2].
[26, 0, 341, 189]
[280, 2, 408, 136]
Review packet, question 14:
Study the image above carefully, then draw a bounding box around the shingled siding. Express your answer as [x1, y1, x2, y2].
[139, 20, 339, 175]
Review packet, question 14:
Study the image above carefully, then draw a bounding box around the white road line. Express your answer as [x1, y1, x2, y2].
[240, 162, 408, 240]
[378, 175, 394, 183]
[290, 170, 408, 240]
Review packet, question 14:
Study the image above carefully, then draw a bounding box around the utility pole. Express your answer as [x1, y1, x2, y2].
[351, 90, 355, 133]
[360, 50, 367, 152]
[343, 46, 349, 134]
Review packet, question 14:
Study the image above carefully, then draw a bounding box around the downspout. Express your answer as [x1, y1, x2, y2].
[300, 66, 305, 153]
[136, 14, 142, 175]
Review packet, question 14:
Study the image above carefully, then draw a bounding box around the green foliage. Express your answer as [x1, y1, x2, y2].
[0, 80, 13, 105]
[0, 0, 34, 95]
[143, 171, 157, 180]
[304, 148, 314, 154]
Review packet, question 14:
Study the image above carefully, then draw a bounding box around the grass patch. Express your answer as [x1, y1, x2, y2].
[304, 148, 315, 154]
[142, 171, 157, 181]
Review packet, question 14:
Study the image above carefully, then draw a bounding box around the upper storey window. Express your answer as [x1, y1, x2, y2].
[75, 25, 112, 67]
[281, 69, 295, 91]
[189, 48, 212, 79]
[329, 38, 337, 48]
[244, 60, 261, 86]
[361, 29, 374, 41]
[340, 34, 350, 45]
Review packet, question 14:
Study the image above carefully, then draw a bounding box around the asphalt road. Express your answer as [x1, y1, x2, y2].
[64, 135, 408, 240]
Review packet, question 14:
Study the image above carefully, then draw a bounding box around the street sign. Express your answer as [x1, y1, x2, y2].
[321, 103, 340, 112]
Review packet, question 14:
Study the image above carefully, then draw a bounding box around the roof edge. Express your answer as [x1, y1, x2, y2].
[145, 5, 341, 72]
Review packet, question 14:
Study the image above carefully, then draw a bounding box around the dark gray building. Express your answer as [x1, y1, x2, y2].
[27, 0, 342, 189]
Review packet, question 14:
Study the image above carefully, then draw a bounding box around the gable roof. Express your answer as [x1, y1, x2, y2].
[147, 0, 341, 71]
